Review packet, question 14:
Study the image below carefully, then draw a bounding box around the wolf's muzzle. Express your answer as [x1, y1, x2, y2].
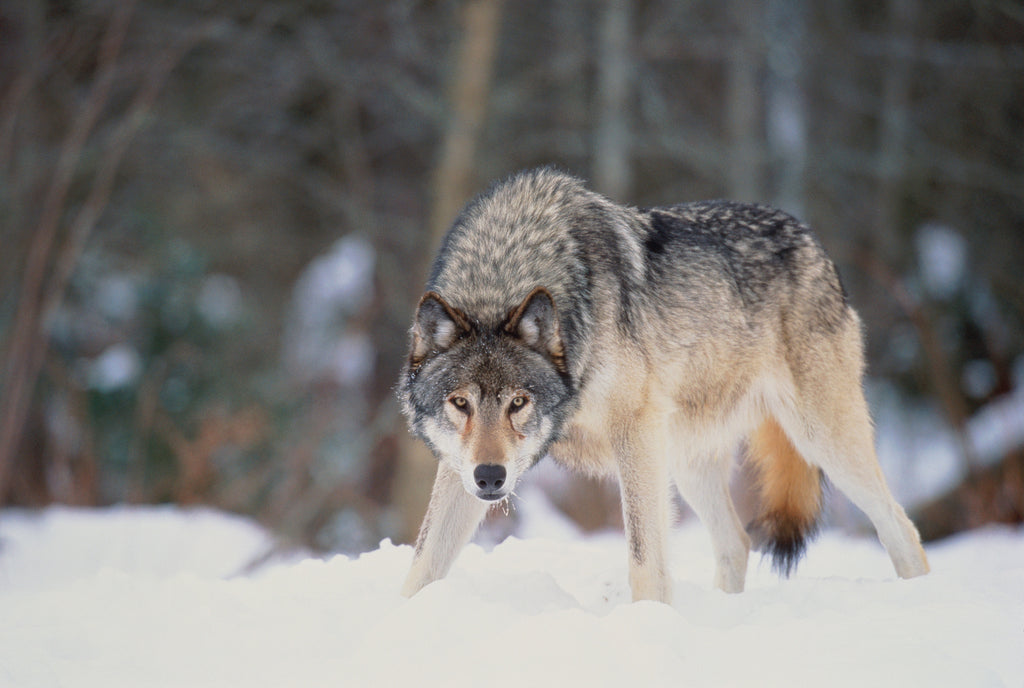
[473, 464, 507, 500]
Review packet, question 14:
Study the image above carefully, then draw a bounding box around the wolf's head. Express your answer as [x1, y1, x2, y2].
[399, 287, 574, 502]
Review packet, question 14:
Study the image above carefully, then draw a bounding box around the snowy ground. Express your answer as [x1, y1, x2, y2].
[1, 504, 1021, 688]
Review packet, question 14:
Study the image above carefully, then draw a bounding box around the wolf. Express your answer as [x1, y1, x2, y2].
[398, 168, 929, 603]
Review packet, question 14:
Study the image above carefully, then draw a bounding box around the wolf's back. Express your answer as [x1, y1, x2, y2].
[639, 200, 850, 333]
[426, 169, 850, 376]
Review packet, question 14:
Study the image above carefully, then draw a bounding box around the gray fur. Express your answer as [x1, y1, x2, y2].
[398, 168, 929, 602]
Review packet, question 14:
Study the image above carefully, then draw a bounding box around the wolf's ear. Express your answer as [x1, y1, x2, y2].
[409, 292, 471, 370]
[505, 287, 567, 374]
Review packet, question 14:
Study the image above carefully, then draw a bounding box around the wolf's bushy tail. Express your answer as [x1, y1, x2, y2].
[746, 416, 824, 577]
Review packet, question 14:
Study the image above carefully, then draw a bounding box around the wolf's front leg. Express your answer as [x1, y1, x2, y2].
[401, 462, 489, 597]
[615, 425, 673, 604]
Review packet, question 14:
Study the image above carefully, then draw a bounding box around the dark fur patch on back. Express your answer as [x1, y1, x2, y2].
[644, 212, 677, 255]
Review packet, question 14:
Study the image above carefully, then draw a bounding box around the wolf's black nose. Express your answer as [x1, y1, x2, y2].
[474, 464, 506, 494]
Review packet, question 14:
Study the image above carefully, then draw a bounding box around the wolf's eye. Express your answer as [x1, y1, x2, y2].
[509, 395, 528, 412]
[450, 396, 469, 412]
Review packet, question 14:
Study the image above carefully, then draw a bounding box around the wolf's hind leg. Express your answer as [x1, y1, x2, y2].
[777, 386, 930, 579]
[672, 451, 751, 593]
[401, 462, 489, 597]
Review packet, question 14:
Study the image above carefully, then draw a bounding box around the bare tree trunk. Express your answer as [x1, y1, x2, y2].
[764, 0, 807, 217]
[593, 0, 633, 200]
[393, 0, 505, 543]
[726, 0, 762, 202]
[875, 0, 916, 257]
[427, 0, 505, 240]
[551, 1, 587, 147]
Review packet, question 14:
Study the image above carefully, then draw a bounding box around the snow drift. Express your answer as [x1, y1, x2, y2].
[1, 506, 1021, 687]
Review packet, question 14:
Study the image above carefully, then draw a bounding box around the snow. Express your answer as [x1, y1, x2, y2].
[283, 235, 376, 387]
[915, 222, 967, 301]
[196, 274, 244, 329]
[87, 343, 142, 392]
[1, 505, 1021, 688]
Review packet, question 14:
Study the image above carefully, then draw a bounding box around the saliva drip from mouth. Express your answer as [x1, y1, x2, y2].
[489, 491, 518, 518]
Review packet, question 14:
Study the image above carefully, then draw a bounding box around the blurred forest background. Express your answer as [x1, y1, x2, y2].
[1, 0, 1022, 554]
